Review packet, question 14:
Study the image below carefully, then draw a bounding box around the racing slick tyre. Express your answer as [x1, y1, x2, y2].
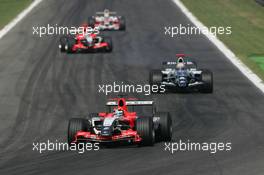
[155, 112, 172, 141]
[119, 17, 126, 30]
[103, 37, 113, 52]
[59, 36, 68, 52]
[68, 118, 88, 144]
[149, 70, 163, 93]
[65, 37, 76, 53]
[149, 70, 163, 85]
[136, 117, 155, 146]
[88, 17, 96, 28]
[200, 69, 213, 93]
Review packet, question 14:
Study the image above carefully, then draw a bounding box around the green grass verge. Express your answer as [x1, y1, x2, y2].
[181, 0, 264, 80]
[249, 55, 264, 71]
[0, 0, 32, 29]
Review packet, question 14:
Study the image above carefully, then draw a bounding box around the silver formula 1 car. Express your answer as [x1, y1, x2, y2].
[149, 54, 213, 93]
[88, 9, 125, 31]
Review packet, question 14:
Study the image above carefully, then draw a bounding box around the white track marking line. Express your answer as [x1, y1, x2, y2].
[0, 0, 43, 40]
[172, 0, 264, 93]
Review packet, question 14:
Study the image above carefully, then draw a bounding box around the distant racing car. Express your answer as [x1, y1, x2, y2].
[68, 97, 172, 146]
[59, 30, 112, 53]
[88, 9, 126, 31]
[149, 54, 213, 93]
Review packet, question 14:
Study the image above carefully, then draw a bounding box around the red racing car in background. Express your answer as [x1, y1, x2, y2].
[68, 97, 172, 146]
[88, 9, 125, 31]
[59, 31, 112, 53]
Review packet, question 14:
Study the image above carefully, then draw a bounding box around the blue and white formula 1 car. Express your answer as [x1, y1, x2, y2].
[149, 54, 213, 93]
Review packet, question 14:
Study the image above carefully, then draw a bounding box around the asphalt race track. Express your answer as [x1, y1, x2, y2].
[0, 0, 264, 174]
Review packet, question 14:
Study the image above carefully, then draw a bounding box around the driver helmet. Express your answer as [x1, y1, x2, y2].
[176, 57, 185, 69]
[104, 9, 110, 18]
[113, 108, 124, 117]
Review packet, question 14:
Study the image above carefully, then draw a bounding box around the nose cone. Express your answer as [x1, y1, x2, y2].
[178, 77, 187, 87]
[101, 126, 112, 136]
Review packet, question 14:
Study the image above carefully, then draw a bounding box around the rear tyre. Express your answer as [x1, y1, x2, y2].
[200, 69, 213, 93]
[103, 37, 113, 52]
[68, 118, 87, 144]
[119, 17, 126, 30]
[136, 117, 155, 146]
[155, 112, 172, 141]
[88, 17, 96, 28]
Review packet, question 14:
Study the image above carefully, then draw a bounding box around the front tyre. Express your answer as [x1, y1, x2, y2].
[68, 118, 87, 144]
[149, 70, 163, 93]
[149, 70, 163, 86]
[59, 36, 68, 52]
[65, 37, 76, 53]
[136, 117, 155, 146]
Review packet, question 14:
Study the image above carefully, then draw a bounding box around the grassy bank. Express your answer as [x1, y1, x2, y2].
[0, 0, 32, 29]
[181, 0, 264, 80]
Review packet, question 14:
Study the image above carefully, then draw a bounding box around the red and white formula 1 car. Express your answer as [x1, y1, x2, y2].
[68, 97, 172, 146]
[88, 9, 126, 31]
[59, 30, 112, 53]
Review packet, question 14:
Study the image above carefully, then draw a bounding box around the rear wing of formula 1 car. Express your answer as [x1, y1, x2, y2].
[162, 61, 177, 65]
[106, 100, 154, 106]
[96, 11, 117, 15]
[106, 99, 156, 114]
[162, 60, 195, 66]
